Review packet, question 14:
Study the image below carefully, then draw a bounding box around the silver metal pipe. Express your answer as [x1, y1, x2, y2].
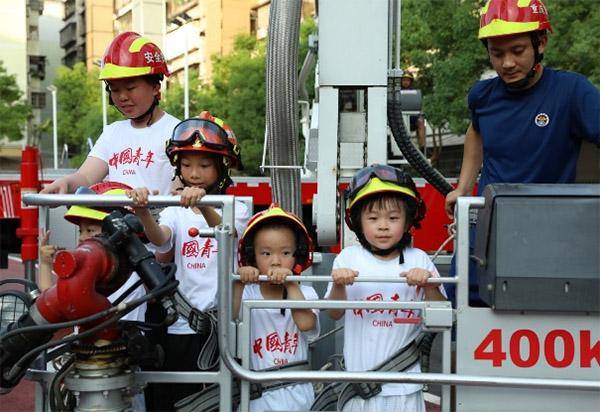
[388, 0, 393, 70]
[22, 194, 231, 209]
[260, 165, 305, 170]
[135, 371, 222, 385]
[232, 275, 457, 284]
[216, 224, 234, 411]
[219, 267, 599, 391]
[395, 0, 401, 69]
[243, 299, 449, 311]
[24, 261, 36, 288]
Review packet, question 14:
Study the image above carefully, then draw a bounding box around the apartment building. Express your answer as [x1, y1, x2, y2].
[164, 0, 254, 83]
[114, 0, 165, 53]
[60, 0, 112, 69]
[250, 0, 315, 40]
[0, 0, 64, 166]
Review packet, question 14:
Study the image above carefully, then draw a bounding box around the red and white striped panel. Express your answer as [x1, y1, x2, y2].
[0, 184, 16, 218]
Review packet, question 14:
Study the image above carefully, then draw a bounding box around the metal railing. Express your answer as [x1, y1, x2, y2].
[21, 194, 600, 412]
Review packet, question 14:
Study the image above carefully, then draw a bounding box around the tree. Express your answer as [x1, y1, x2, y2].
[544, 0, 600, 86]
[401, 0, 488, 134]
[0, 60, 31, 142]
[53, 63, 120, 166]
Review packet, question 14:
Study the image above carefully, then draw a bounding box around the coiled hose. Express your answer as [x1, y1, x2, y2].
[266, 0, 303, 216]
[387, 83, 453, 197]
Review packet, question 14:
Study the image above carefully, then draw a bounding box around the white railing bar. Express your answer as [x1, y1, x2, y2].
[242, 299, 451, 311]
[22, 194, 233, 209]
[232, 274, 457, 284]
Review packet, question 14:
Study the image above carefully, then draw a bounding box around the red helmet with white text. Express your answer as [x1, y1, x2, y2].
[238, 204, 313, 275]
[478, 0, 553, 40]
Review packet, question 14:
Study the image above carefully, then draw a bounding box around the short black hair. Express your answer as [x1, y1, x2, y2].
[243, 219, 309, 269]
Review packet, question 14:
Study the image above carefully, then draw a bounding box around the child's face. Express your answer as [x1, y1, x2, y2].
[78, 218, 102, 242]
[106, 76, 159, 119]
[360, 200, 407, 253]
[253, 227, 297, 274]
[179, 152, 219, 189]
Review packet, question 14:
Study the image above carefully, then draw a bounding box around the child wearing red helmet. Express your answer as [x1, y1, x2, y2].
[128, 112, 250, 410]
[39, 181, 147, 322]
[324, 165, 446, 412]
[233, 204, 319, 411]
[42, 32, 180, 197]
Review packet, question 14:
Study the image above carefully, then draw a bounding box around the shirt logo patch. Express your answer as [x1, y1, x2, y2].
[534, 113, 550, 128]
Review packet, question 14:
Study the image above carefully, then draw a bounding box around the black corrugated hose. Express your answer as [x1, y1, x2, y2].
[387, 83, 454, 197]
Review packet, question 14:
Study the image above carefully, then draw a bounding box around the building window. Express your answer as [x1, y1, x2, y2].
[64, 0, 75, 19]
[28, 25, 39, 40]
[31, 92, 46, 109]
[29, 55, 46, 80]
[60, 22, 77, 48]
[250, 10, 257, 36]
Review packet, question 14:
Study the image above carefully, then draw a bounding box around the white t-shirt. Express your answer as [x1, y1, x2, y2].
[156, 200, 250, 334]
[88, 112, 180, 195]
[325, 245, 446, 397]
[108, 272, 146, 322]
[87, 113, 179, 325]
[243, 283, 319, 412]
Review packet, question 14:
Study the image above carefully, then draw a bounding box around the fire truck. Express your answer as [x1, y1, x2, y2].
[1, 1, 598, 411]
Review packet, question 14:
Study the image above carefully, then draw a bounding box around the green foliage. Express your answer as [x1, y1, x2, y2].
[543, 0, 600, 86]
[0, 60, 31, 141]
[401, 0, 599, 133]
[299, 17, 317, 101]
[401, 0, 488, 133]
[53, 63, 120, 167]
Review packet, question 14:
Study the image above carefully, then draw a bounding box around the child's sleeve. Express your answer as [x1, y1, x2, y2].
[324, 251, 344, 299]
[87, 127, 111, 163]
[424, 253, 447, 298]
[323, 249, 349, 299]
[153, 207, 176, 253]
[300, 285, 321, 340]
[234, 200, 251, 237]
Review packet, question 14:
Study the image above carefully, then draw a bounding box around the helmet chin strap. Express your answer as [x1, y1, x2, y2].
[356, 233, 406, 264]
[504, 33, 544, 92]
[130, 97, 158, 126]
[504, 62, 540, 92]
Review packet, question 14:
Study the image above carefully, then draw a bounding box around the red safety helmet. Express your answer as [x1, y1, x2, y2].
[99, 32, 170, 80]
[166, 111, 242, 169]
[238, 204, 313, 275]
[64, 182, 133, 225]
[479, 0, 553, 40]
[345, 164, 426, 231]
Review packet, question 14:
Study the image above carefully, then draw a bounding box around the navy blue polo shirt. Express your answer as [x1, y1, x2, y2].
[448, 69, 599, 308]
[469, 68, 600, 195]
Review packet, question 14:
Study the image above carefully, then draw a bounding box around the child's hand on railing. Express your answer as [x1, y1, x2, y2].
[331, 268, 358, 286]
[126, 187, 157, 208]
[238, 266, 260, 283]
[179, 187, 206, 208]
[403, 268, 434, 291]
[267, 268, 293, 285]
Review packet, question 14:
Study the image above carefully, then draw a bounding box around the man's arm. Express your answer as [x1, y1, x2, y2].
[41, 157, 109, 194]
[444, 124, 483, 218]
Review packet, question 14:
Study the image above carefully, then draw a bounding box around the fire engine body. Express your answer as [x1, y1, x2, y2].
[1, 0, 598, 411]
